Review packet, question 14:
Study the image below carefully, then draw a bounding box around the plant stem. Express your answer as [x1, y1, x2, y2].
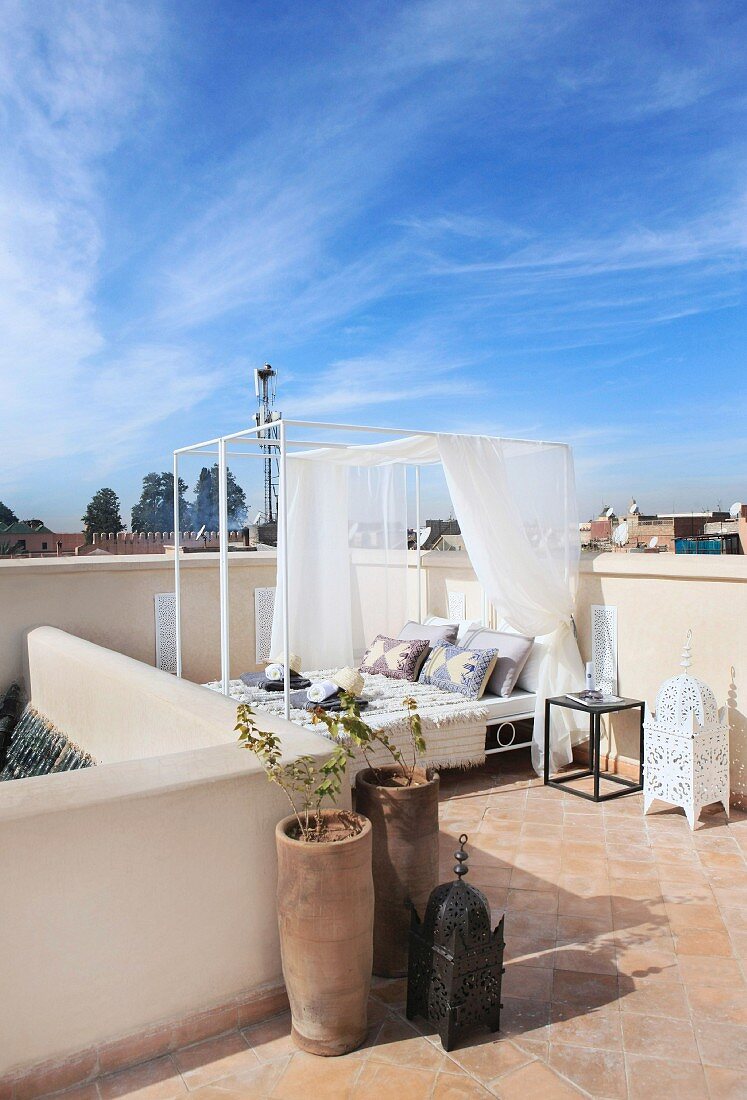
[282, 785, 306, 840]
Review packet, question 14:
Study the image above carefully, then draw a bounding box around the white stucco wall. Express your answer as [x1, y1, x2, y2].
[0, 628, 346, 1076]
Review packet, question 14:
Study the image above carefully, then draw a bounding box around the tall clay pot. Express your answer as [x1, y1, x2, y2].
[275, 809, 373, 1056]
[355, 765, 439, 977]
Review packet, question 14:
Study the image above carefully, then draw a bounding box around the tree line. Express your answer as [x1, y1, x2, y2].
[2, 466, 249, 543]
[80, 467, 248, 542]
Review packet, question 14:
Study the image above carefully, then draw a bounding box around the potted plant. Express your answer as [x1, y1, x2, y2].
[236, 704, 373, 1056]
[313, 696, 439, 978]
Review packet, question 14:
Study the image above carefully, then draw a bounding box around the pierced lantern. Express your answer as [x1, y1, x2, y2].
[406, 834, 505, 1051]
[644, 631, 730, 830]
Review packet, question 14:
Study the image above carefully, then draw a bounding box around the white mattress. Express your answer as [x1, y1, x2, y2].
[372, 687, 535, 725]
[480, 689, 536, 724]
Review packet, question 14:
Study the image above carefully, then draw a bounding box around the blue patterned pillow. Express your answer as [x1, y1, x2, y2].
[419, 643, 499, 699]
[359, 634, 430, 681]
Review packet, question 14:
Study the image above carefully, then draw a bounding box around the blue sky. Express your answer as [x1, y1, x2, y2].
[1, 0, 745, 529]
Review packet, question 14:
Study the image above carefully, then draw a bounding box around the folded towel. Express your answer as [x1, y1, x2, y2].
[316, 696, 368, 713]
[314, 696, 368, 714]
[307, 680, 339, 704]
[289, 689, 368, 714]
[262, 676, 312, 691]
[264, 663, 284, 681]
[240, 672, 312, 690]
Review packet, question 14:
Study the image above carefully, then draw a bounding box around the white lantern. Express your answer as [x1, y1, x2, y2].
[644, 631, 729, 829]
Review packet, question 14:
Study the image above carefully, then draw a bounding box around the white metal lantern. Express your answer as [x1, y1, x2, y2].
[644, 632, 729, 829]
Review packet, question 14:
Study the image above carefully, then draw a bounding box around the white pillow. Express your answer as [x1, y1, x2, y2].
[498, 621, 553, 693]
[425, 615, 480, 645]
[398, 620, 458, 646]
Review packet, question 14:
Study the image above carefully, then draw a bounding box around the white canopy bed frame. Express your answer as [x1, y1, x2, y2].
[173, 418, 583, 773]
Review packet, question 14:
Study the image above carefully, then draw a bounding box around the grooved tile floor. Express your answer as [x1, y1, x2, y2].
[39, 752, 747, 1099]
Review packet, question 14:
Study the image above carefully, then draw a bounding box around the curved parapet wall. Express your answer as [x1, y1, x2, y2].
[0, 627, 344, 1083]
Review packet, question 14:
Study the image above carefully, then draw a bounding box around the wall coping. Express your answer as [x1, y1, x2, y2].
[0, 726, 333, 826]
[0, 552, 278, 576]
[579, 551, 747, 582]
[2, 546, 744, 582]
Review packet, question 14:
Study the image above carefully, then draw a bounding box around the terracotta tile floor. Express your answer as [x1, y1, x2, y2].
[48, 752, 747, 1099]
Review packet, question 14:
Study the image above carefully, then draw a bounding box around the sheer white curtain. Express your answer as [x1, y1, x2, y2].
[270, 457, 407, 670]
[271, 457, 353, 669]
[436, 434, 583, 772]
[349, 465, 408, 661]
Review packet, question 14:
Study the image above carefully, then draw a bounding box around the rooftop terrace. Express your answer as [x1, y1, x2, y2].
[31, 753, 747, 1100]
[1, 549, 746, 1099]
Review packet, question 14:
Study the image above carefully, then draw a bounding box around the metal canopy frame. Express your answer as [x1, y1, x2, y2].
[173, 417, 565, 720]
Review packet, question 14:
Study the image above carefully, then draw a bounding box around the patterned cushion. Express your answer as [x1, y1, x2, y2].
[419, 643, 499, 699]
[359, 635, 431, 681]
[461, 627, 534, 698]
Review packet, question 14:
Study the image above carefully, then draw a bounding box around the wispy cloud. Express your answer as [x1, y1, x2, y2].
[286, 339, 484, 420]
[1, 0, 746, 523]
[0, 1, 215, 486]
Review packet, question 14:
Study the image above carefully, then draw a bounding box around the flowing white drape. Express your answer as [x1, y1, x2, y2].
[270, 432, 583, 773]
[270, 458, 407, 670]
[436, 435, 583, 772]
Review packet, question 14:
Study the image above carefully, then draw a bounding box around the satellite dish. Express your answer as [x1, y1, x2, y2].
[628, 498, 640, 515]
[196, 525, 206, 540]
[613, 521, 629, 546]
[648, 536, 658, 549]
[729, 502, 743, 518]
[253, 512, 263, 525]
[419, 526, 431, 548]
[604, 506, 615, 518]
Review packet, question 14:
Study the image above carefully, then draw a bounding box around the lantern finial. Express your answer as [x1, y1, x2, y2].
[680, 629, 693, 671]
[453, 834, 469, 879]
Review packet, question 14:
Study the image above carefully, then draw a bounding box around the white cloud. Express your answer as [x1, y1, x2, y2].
[0, 2, 215, 488]
[287, 340, 484, 420]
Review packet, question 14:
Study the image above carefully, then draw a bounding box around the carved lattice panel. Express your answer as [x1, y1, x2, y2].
[591, 605, 617, 694]
[154, 593, 177, 674]
[448, 591, 466, 622]
[254, 586, 276, 662]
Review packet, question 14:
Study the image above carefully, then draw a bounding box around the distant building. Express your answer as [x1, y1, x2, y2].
[693, 504, 747, 555]
[582, 501, 743, 554]
[0, 522, 84, 557]
[629, 511, 732, 553]
[413, 518, 461, 551]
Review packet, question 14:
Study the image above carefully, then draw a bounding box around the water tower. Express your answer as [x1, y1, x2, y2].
[253, 364, 280, 524]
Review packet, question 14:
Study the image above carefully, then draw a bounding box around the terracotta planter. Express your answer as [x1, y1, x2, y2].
[275, 810, 373, 1056]
[355, 765, 439, 977]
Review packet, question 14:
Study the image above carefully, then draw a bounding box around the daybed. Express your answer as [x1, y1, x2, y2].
[213, 620, 541, 773]
[216, 673, 535, 773]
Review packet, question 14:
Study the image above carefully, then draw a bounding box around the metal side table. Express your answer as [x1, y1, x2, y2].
[544, 695, 645, 802]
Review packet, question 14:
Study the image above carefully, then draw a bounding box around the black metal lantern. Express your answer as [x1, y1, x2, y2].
[406, 833, 505, 1051]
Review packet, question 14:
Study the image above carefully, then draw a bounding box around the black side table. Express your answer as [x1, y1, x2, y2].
[544, 695, 645, 802]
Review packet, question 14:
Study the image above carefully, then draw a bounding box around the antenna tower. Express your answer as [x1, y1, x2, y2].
[253, 363, 280, 523]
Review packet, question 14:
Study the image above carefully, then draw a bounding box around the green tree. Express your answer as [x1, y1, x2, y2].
[131, 472, 191, 532]
[192, 465, 247, 530]
[0, 502, 18, 527]
[81, 488, 124, 543]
